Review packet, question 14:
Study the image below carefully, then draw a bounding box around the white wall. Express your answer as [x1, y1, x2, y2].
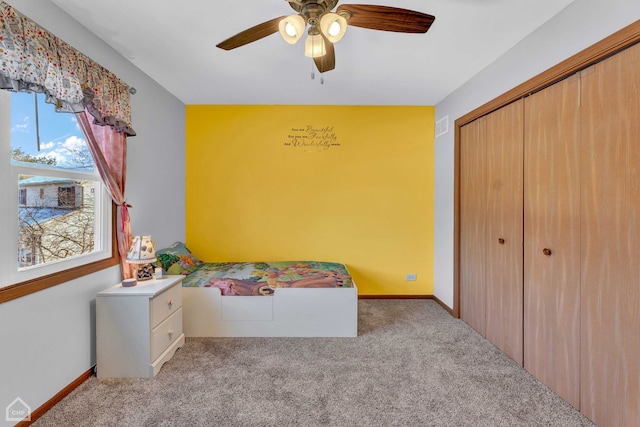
[433, 0, 640, 309]
[0, 1, 186, 425]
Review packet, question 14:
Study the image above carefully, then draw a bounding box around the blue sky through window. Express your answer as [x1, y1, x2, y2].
[11, 92, 94, 171]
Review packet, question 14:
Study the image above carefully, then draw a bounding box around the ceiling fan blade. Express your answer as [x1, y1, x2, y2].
[314, 39, 336, 73]
[337, 4, 435, 33]
[216, 16, 287, 50]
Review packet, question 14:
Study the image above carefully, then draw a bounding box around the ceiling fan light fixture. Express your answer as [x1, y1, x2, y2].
[279, 14, 306, 44]
[305, 33, 326, 58]
[216, 2, 435, 76]
[319, 12, 347, 43]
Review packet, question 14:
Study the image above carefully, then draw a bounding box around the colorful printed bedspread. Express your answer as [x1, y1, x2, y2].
[181, 261, 354, 296]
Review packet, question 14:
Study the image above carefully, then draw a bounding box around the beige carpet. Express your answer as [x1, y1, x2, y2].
[33, 299, 595, 426]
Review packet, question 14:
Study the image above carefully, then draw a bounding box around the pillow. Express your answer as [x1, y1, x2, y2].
[155, 242, 203, 275]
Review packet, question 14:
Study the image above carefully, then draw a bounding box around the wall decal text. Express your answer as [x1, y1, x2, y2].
[285, 126, 340, 151]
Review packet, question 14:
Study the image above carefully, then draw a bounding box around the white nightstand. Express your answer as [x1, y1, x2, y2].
[96, 275, 186, 378]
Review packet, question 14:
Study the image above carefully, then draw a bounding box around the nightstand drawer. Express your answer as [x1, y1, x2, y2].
[151, 282, 182, 327]
[151, 307, 183, 362]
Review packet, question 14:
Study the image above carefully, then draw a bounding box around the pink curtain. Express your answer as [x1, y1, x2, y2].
[77, 111, 134, 279]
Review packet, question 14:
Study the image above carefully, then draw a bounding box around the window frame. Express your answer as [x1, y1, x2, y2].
[0, 91, 119, 305]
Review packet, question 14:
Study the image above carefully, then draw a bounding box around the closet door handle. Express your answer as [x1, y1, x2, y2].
[543, 248, 552, 256]
[498, 238, 505, 245]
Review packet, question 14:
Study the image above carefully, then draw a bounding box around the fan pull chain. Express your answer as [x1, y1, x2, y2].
[310, 61, 326, 84]
[310, 60, 324, 84]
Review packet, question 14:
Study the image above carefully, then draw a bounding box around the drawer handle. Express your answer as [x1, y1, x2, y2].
[168, 299, 173, 307]
[168, 329, 174, 337]
[498, 238, 505, 245]
[543, 248, 552, 256]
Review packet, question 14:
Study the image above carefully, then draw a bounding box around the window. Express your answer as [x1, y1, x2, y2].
[0, 90, 117, 301]
[57, 186, 76, 207]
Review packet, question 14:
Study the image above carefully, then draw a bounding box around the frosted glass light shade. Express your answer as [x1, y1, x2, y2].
[305, 34, 326, 58]
[320, 12, 347, 43]
[279, 15, 306, 44]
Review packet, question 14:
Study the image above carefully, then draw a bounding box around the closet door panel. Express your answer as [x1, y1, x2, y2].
[485, 99, 524, 364]
[580, 42, 640, 427]
[523, 76, 581, 408]
[460, 118, 487, 336]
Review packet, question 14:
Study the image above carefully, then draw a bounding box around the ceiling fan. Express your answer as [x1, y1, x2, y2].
[216, 1, 435, 73]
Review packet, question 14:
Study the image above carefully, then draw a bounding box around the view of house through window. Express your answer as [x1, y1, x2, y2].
[18, 175, 96, 267]
[11, 91, 102, 269]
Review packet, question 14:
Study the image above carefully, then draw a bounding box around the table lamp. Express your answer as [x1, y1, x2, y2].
[126, 235, 157, 283]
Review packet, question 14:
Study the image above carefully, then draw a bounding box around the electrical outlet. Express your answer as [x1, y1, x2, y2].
[405, 273, 417, 281]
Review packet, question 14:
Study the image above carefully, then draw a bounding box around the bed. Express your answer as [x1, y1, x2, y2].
[155, 243, 358, 338]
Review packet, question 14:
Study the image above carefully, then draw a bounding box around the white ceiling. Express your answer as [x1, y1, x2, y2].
[50, 0, 575, 106]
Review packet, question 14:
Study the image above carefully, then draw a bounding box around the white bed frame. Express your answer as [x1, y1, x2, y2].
[182, 283, 358, 337]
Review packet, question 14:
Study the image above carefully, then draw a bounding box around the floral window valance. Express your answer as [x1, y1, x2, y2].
[0, 2, 135, 136]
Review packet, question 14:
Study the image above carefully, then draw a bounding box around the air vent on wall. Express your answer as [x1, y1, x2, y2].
[435, 115, 449, 138]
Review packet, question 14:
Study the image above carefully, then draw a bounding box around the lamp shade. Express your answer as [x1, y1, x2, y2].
[305, 33, 326, 58]
[279, 14, 306, 44]
[320, 12, 347, 43]
[126, 235, 157, 264]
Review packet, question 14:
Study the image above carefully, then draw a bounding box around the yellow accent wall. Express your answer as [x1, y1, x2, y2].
[186, 105, 434, 296]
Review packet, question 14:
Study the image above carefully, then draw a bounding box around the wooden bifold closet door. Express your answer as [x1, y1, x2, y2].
[460, 100, 524, 365]
[523, 75, 581, 409]
[459, 118, 487, 337]
[484, 100, 524, 365]
[579, 42, 640, 427]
